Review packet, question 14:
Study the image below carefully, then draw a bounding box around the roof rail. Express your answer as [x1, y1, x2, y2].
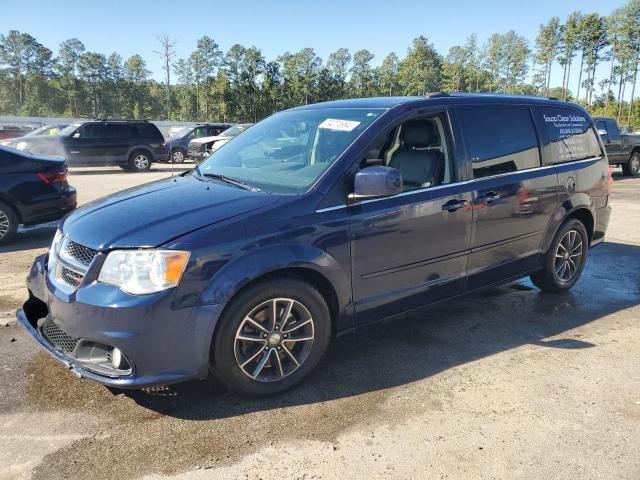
[547, 96, 559, 101]
[425, 92, 450, 98]
[93, 118, 148, 122]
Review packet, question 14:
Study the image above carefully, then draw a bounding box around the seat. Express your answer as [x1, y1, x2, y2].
[389, 120, 442, 190]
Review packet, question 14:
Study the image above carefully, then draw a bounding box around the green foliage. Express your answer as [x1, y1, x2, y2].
[1, 1, 640, 129]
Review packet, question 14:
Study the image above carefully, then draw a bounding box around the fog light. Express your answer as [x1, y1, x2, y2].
[111, 347, 123, 369]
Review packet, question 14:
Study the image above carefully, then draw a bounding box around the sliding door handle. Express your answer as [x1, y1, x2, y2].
[442, 199, 468, 212]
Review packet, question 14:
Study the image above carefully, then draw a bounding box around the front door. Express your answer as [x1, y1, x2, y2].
[66, 123, 108, 166]
[349, 113, 473, 324]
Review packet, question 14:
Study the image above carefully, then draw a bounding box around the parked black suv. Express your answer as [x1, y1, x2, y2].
[26, 120, 168, 171]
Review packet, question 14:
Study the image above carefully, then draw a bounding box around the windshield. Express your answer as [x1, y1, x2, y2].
[58, 123, 83, 136]
[169, 126, 193, 138]
[220, 125, 250, 137]
[24, 125, 54, 137]
[198, 108, 384, 194]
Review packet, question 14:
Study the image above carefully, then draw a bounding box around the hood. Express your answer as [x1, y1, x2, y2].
[191, 134, 231, 145]
[61, 173, 280, 250]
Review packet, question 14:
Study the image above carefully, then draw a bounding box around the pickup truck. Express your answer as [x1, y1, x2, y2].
[594, 116, 640, 176]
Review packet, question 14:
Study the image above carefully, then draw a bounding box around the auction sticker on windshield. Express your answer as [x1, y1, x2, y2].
[318, 118, 361, 132]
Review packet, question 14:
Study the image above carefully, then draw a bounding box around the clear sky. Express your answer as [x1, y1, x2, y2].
[0, 0, 629, 93]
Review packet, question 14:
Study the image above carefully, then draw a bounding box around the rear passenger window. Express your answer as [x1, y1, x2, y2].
[135, 124, 162, 139]
[105, 125, 132, 139]
[540, 107, 602, 164]
[458, 107, 540, 179]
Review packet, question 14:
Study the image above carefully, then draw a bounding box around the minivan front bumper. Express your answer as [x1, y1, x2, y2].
[17, 253, 223, 389]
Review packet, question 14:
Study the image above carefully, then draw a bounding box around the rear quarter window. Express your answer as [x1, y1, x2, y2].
[134, 123, 163, 139]
[458, 107, 540, 179]
[540, 107, 601, 164]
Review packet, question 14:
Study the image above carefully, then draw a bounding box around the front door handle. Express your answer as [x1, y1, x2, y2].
[442, 199, 468, 212]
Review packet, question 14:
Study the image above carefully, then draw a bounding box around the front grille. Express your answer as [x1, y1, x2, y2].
[188, 143, 203, 153]
[53, 237, 98, 290]
[41, 316, 79, 354]
[64, 240, 98, 266]
[60, 266, 83, 287]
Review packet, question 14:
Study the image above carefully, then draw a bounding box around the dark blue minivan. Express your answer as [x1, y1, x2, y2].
[18, 94, 611, 396]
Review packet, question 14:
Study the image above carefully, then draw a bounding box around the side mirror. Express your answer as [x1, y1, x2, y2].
[597, 129, 608, 137]
[348, 166, 402, 203]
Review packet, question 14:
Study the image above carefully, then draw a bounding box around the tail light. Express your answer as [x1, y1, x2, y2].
[160, 141, 166, 151]
[608, 166, 614, 186]
[37, 169, 68, 184]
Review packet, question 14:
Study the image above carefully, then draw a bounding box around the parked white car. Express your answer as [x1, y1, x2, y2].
[187, 124, 252, 161]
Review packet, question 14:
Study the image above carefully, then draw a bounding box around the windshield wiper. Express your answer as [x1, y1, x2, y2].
[201, 172, 260, 192]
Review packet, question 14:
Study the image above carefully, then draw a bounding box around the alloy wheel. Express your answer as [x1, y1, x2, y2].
[0, 209, 8, 239]
[134, 154, 149, 169]
[631, 155, 640, 175]
[172, 150, 184, 163]
[234, 298, 315, 382]
[554, 229, 583, 282]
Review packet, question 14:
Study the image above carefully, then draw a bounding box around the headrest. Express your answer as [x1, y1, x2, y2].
[402, 120, 434, 148]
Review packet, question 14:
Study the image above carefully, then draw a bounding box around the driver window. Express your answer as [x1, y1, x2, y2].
[365, 115, 453, 192]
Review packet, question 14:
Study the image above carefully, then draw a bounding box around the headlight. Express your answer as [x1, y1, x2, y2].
[98, 250, 190, 295]
[16, 141, 29, 151]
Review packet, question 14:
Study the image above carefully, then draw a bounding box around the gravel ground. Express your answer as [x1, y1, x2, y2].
[0, 166, 638, 480]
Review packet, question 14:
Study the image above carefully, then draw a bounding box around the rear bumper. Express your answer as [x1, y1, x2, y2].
[591, 205, 611, 248]
[17, 253, 224, 389]
[19, 187, 77, 226]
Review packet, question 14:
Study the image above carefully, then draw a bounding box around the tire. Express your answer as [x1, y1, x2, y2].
[622, 152, 640, 177]
[530, 219, 588, 293]
[211, 277, 332, 396]
[128, 150, 152, 172]
[171, 149, 186, 163]
[0, 201, 18, 246]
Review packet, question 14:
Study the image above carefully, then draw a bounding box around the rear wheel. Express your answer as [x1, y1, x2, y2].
[622, 152, 640, 176]
[0, 201, 18, 245]
[211, 278, 331, 396]
[171, 149, 186, 163]
[530, 219, 588, 293]
[128, 150, 152, 172]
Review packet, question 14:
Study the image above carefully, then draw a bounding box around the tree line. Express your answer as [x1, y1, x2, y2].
[1, 0, 639, 127]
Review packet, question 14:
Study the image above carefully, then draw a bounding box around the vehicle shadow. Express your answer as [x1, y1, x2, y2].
[0, 229, 55, 253]
[124, 240, 640, 420]
[611, 170, 637, 182]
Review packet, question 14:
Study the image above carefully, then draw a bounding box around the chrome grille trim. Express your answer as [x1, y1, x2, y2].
[49, 236, 99, 292]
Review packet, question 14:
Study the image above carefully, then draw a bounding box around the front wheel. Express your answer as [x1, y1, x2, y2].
[211, 278, 331, 396]
[530, 219, 588, 293]
[622, 152, 640, 177]
[128, 151, 152, 171]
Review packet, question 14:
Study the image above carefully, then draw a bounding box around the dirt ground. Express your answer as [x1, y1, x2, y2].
[0, 166, 639, 480]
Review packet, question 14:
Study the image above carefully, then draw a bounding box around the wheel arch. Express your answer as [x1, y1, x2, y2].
[0, 195, 22, 224]
[198, 243, 353, 335]
[127, 145, 154, 161]
[541, 198, 595, 253]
